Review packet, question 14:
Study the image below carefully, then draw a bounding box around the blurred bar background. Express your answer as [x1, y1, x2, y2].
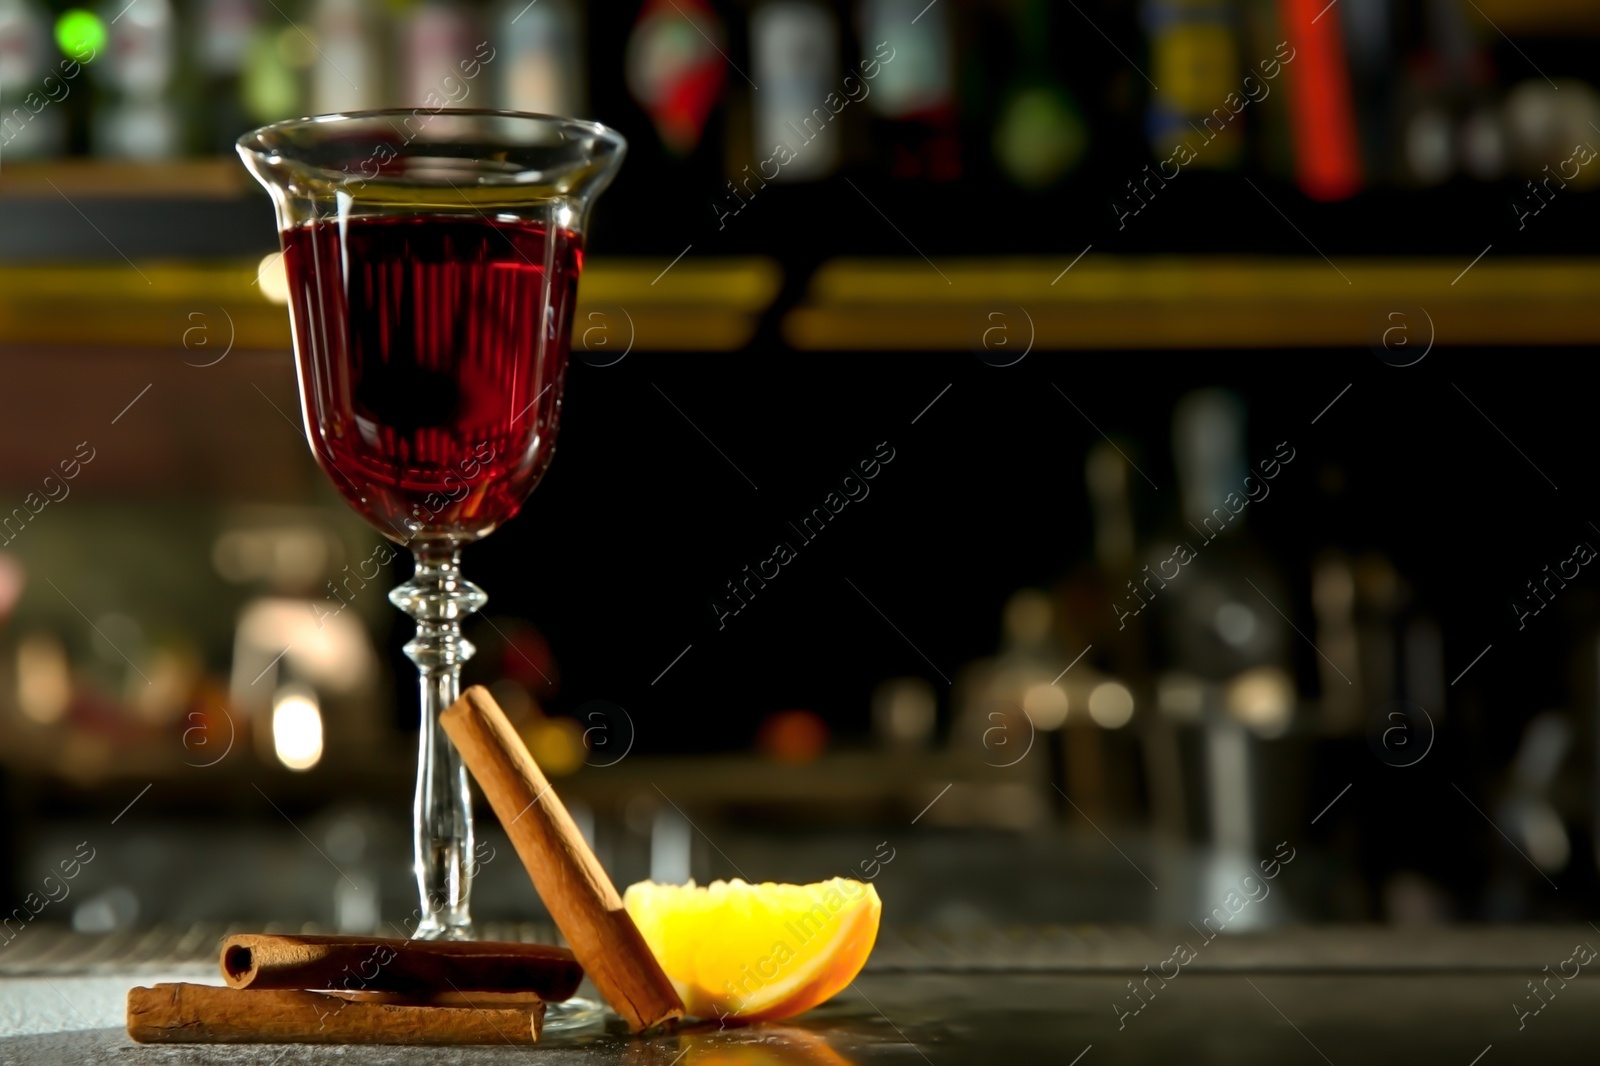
[1, 0, 1598, 948]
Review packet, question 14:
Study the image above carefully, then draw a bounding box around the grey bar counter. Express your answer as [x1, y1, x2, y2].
[4, 925, 1598, 1064]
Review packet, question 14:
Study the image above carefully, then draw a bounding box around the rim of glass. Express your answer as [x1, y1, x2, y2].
[236, 108, 627, 189]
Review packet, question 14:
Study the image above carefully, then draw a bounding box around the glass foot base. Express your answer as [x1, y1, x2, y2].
[411, 922, 475, 942]
[544, 997, 607, 1034]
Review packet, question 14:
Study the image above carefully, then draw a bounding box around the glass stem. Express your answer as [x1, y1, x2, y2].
[390, 546, 487, 941]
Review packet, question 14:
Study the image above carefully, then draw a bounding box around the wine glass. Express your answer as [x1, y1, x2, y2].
[238, 110, 625, 940]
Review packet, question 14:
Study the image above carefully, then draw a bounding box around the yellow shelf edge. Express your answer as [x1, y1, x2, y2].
[783, 305, 1600, 350]
[0, 257, 784, 310]
[807, 256, 1600, 305]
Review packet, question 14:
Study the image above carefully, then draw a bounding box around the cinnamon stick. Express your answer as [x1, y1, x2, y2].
[219, 933, 582, 1000]
[441, 686, 685, 1032]
[339, 990, 547, 1009]
[127, 983, 543, 1045]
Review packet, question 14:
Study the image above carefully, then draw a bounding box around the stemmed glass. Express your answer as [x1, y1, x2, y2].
[238, 110, 625, 940]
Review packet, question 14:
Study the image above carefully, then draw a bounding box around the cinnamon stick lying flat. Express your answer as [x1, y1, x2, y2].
[442, 686, 685, 1032]
[339, 990, 546, 1009]
[219, 933, 582, 1001]
[127, 983, 543, 1045]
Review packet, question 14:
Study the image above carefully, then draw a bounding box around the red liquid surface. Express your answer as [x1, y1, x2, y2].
[281, 215, 581, 543]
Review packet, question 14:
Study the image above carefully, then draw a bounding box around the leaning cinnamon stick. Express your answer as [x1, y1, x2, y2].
[127, 983, 543, 1045]
[219, 933, 582, 1000]
[441, 686, 685, 1032]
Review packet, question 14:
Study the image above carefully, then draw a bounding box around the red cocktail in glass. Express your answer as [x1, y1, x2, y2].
[239, 110, 624, 940]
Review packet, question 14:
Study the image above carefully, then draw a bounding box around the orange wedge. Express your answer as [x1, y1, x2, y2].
[622, 877, 881, 1022]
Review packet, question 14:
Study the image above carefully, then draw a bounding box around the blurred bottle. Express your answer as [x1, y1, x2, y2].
[1162, 391, 1297, 909]
[1353, 553, 1403, 726]
[1081, 439, 1196, 838]
[399, 0, 479, 109]
[626, 0, 729, 158]
[992, 0, 1086, 189]
[1339, 0, 1399, 183]
[1278, 0, 1362, 199]
[992, 589, 1066, 716]
[1162, 390, 1289, 687]
[1401, 615, 1444, 724]
[1075, 437, 1156, 694]
[1503, 78, 1600, 190]
[1391, 9, 1450, 187]
[871, 676, 937, 752]
[1392, 0, 1500, 186]
[1240, 0, 1295, 180]
[857, 0, 959, 182]
[92, 0, 180, 159]
[0, 0, 65, 159]
[1457, 98, 1506, 183]
[496, 0, 585, 116]
[1311, 550, 1363, 731]
[748, 0, 838, 182]
[1487, 712, 1572, 916]
[951, 587, 1066, 806]
[240, 20, 311, 125]
[309, 0, 381, 115]
[1433, 0, 1502, 184]
[953, 590, 1065, 747]
[1086, 440, 1138, 581]
[194, 0, 261, 153]
[1142, 0, 1242, 169]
